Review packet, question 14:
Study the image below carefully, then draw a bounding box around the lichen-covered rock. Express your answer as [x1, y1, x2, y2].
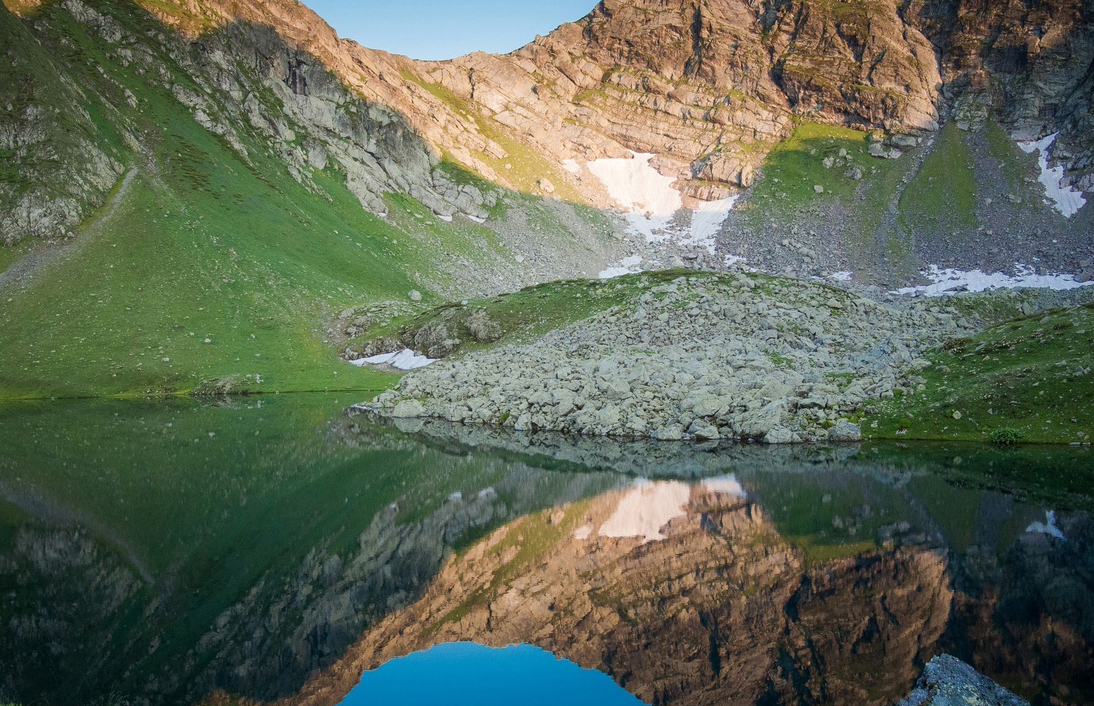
[898, 654, 1030, 706]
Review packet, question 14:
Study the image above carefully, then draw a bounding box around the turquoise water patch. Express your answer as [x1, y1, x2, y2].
[343, 642, 647, 705]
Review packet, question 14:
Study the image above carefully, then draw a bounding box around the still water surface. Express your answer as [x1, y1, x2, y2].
[0, 394, 1090, 706]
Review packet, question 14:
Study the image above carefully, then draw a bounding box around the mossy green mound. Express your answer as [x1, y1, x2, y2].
[869, 302, 1094, 444]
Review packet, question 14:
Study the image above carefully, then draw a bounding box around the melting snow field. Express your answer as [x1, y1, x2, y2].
[350, 349, 436, 370]
[1017, 133, 1087, 218]
[587, 152, 682, 215]
[893, 264, 1092, 296]
[587, 152, 737, 254]
[598, 254, 644, 279]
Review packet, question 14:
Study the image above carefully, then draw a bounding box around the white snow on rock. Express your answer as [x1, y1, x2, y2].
[588, 152, 737, 254]
[598, 254, 644, 279]
[827, 271, 853, 282]
[1026, 510, 1066, 541]
[689, 195, 739, 249]
[893, 264, 1092, 296]
[350, 349, 436, 370]
[599, 480, 691, 543]
[1017, 133, 1087, 217]
[724, 254, 748, 268]
[561, 158, 581, 174]
[588, 152, 682, 215]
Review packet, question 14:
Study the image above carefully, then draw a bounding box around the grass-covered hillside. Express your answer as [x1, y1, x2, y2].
[869, 302, 1094, 444]
[0, 0, 617, 399]
[725, 116, 1087, 285]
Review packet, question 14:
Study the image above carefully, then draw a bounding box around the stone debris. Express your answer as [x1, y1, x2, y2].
[364, 275, 974, 442]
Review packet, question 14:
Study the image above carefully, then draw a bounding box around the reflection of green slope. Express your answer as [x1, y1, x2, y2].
[745, 470, 909, 562]
[0, 394, 622, 704]
[863, 440, 1094, 511]
[904, 474, 1031, 556]
[739, 449, 1047, 562]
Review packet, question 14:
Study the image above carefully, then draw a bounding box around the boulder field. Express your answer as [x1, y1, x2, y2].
[364, 273, 976, 442]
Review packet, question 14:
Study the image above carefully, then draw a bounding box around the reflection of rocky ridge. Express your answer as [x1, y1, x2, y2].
[273, 482, 954, 706]
[0, 445, 622, 706]
[263, 477, 1093, 706]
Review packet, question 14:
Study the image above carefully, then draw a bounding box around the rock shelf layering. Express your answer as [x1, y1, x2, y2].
[364, 274, 976, 442]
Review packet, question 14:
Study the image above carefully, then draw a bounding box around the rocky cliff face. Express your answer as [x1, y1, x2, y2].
[425, 0, 944, 196]
[3, 0, 1090, 250]
[909, 0, 1094, 191]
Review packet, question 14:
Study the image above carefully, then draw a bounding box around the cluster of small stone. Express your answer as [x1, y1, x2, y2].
[367, 275, 975, 443]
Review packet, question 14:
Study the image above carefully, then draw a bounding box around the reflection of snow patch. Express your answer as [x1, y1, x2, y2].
[561, 159, 581, 174]
[598, 254, 643, 279]
[1017, 133, 1087, 217]
[1026, 510, 1066, 541]
[700, 475, 746, 498]
[599, 480, 690, 543]
[893, 264, 1091, 296]
[351, 349, 436, 370]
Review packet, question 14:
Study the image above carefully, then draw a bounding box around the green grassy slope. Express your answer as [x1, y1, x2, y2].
[0, 0, 605, 399]
[868, 302, 1094, 444]
[898, 121, 978, 233]
[739, 121, 923, 272]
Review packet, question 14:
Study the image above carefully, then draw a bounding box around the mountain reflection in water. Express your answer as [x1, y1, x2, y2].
[0, 395, 1090, 706]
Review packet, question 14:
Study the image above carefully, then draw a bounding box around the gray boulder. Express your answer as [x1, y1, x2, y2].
[827, 419, 862, 442]
[898, 654, 1029, 706]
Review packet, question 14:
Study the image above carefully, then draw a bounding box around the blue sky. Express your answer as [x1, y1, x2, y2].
[305, 0, 597, 60]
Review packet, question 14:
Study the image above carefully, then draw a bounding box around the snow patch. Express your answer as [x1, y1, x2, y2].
[893, 264, 1092, 296]
[724, 254, 747, 268]
[588, 152, 738, 254]
[572, 525, 592, 540]
[468, 214, 486, 224]
[827, 271, 853, 282]
[688, 195, 739, 252]
[561, 158, 581, 174]
[588, 153, 682, 215]
[1017, 133, 1087, 217]
[435, 213, 453, 222]
[599, 480, 691, 543]
[1026, 510, 1066, 541]
[598, 254, 644, 279]
[350, 349, 436, 370]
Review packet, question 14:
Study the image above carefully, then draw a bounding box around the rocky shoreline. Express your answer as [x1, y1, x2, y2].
[361, 273, 978, 442]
